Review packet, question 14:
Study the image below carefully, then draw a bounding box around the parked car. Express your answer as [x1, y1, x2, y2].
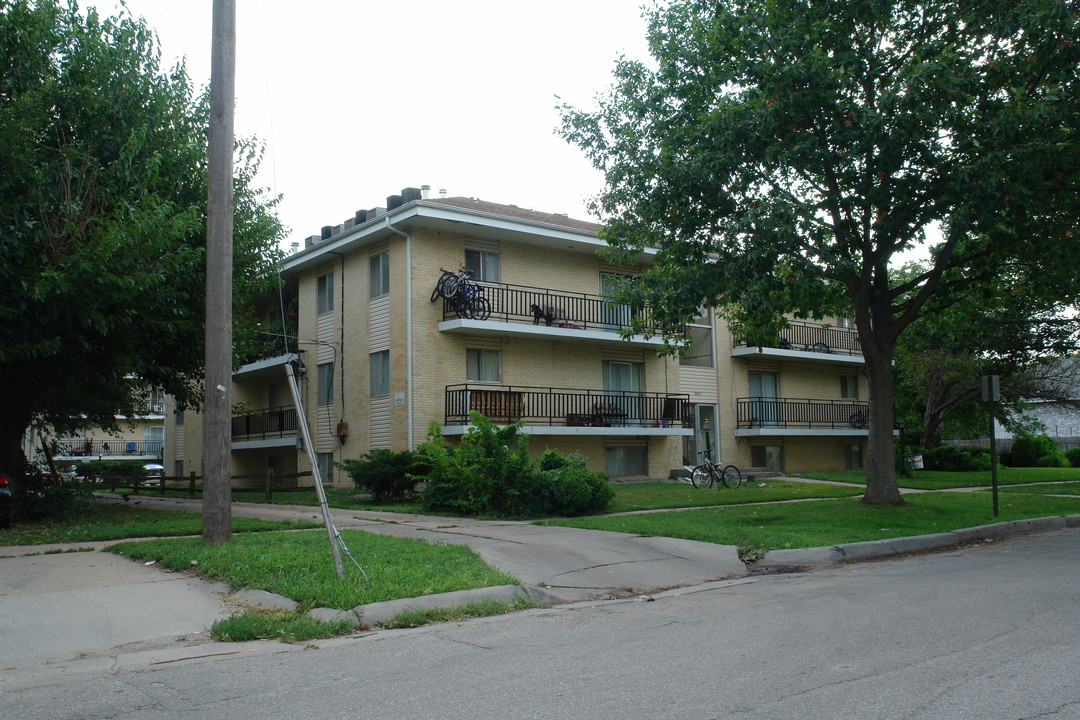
[0, 473, 13, 529]
[142, 464, 165, 485]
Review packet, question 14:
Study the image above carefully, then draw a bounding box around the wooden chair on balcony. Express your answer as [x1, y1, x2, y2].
[470, 389, 524, 424]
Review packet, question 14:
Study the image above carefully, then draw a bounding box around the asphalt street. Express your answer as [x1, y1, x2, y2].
[5, 528, 1078, 720]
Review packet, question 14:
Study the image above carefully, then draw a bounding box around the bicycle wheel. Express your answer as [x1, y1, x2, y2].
[442, 275, 462, 299]
[466, 294, 491, 321]
[721, 465, 742, 489]
[691, 465, 714, 489]
[849, 412, 868, 429]
[810, 341, 831, 353]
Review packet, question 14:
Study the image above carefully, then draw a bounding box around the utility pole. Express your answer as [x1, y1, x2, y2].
[202, 0, 236, 544]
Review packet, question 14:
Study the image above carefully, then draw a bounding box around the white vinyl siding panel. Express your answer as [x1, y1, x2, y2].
[680, 366, 720, 403]
[369, 295, 390, 352]
[369, 396, 391, 448]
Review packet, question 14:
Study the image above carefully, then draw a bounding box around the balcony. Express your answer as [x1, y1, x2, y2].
[736, 397, 870, 436]
[444, 384, 692, 436]
[436, 280, 664, 348]
[232, 406, 299, 444]
[732, 320, 863, 365]
[54, 439, 164, 458]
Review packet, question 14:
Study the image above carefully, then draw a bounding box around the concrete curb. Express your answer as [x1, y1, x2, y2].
[751, 514, 1078, 571]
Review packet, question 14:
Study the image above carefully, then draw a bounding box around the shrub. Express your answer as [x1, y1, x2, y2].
[14, 466, 95, 522]
[921, 445, 991, 472]
[419, 415, 612, 518]
[338, 448, 430, 502]
[1009, 434, 1059, 467]
[1065, 447, 1080, 468]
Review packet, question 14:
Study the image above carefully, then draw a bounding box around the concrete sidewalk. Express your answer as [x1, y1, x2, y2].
[0, 495, 747, 674]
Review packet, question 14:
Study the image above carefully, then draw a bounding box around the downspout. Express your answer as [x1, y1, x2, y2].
[328, 251, 346, 441]
[384, 216, 414, 448]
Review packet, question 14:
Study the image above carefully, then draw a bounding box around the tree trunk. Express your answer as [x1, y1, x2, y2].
[861, 343, 905, 506]
[0, 375, 34, 479]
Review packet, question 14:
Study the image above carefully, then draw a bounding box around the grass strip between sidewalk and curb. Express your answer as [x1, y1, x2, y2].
[540, 491, 1080, 559]
[107, 529, 518, 610]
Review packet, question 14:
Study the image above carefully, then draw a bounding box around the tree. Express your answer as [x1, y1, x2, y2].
[894, 264, 1080, 448]
[0, 1, 284, 479]
[560, 0, 1080, 505]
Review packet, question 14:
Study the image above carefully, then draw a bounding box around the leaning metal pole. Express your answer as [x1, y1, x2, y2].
[202, 0, 235, 544]
[284, 360, 345, 578]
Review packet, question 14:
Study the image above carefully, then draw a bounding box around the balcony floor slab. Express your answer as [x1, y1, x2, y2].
[441, 424, 692, 437]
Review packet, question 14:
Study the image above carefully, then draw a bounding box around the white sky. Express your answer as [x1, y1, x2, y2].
[85, 1, 652, 247]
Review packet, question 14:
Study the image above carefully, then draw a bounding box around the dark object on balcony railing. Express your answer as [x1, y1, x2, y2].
[446, 384, 689, 428]
[740, 320, 861, 356]
[231, 406, 299, 441]
[737, 397, 871, 430]
[439, 279, 649, 334]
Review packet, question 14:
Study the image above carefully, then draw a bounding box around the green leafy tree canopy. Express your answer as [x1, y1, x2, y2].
[560, 0, 1080, 504]
[0, 0, 285, 477]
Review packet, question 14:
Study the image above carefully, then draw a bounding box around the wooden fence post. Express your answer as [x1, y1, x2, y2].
[189, 471, 197, 498]
[265, 467, 274, 503]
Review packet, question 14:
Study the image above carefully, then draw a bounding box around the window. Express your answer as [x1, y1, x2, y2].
[317, 452, 334, 484]
[464, 249, 500, 283]
[845, 443, 863, 470]
[836, 317, 854, 329]
[369, 252, 389, 298]
[840, 375, 859, 399]
[317, 362, 334, 404]
[144, 426, 164, 456]
[174, 407, 184, 426]
[173, 461, 184, 477]
[370, 350, 390, 396]
[467, 349, 501, 382]
[606, 446, 648, 476]
[317, 272, 334, 314]
[681, 310, 714, 368]
[751, 445, 783, 471]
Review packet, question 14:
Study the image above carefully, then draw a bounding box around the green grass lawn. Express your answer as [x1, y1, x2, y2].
[607, 480, 863, 512]
[997, 481, 1080, 496]
[796, 466, 1080, 490]
[0, 503, 318, 546]
[541, 491, 1080, 556]
[106, 486, 426, 514]
[108, 529, 518, 610]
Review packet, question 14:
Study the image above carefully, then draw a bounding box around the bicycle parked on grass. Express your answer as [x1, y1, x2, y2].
[430, 266, 491, 320]
[690, 452, 742, 489]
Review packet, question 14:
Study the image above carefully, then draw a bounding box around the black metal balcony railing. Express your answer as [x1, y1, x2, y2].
[54, 440, 164, 457]
[232, 406, 299, 441]
[446, 384, 690, 428]
[441, 280, 650, 334]
[735, 320, 862, 356]
[737, 397, 870, 430]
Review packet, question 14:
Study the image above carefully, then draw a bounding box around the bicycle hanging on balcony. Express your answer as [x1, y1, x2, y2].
[430, 266, 490, 320]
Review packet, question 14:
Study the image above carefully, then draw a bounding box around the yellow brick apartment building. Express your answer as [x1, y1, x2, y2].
[165, 188, 868, 485]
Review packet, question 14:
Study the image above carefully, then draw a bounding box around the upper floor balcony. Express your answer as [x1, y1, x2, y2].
[443, 384, 692, 437]
[54, 439, 164, 459]
[232, 406, 299, 448]
[735, 396, 871, 437]
[731, 320, 864, 366]
[436, 280, 665, 348]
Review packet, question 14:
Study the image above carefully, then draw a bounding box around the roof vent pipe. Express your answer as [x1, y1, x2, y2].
[439, 188, 447, 198]
[421, 185, 430, 199]
[290, 241, 299, 253]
